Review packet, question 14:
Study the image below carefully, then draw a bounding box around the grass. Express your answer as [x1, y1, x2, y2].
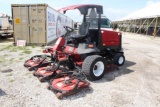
[0, 45, 32, 54]
[0, 45, 13, 51]
[0, 60, 4, 63]
[10, 58, 15, 61]
[0, 57, 6, 64]
[23, 50, 32, 54]
[25, 72, 31, 76]
[8, 58, 15, 64]
[9, 79, 15, 83]
[19, 57, 24, 60]
[35, 93, 40, 97]
[19, 53, 24, 56]
[0, 57, 16, 65]
[9, 48, 18, 52]
[6, 73, 13, 76]
[31, 45, 36, 48]
[3, 54, 8, 57]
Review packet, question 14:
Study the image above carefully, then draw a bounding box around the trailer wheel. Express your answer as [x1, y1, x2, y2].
[82, 55, 106, 81]
[113, 53, 125, 66]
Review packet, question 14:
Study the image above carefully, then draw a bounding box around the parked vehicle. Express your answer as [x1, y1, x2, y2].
[86, 15, 112, 29]
[24, 4, 125, 99]
[0, 16, 13, 40]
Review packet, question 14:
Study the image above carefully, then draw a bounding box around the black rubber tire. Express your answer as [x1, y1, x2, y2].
[28, 67, 34, 71]
[56, 92, 63, 99]
[33, 72, 37, 76]
[38, 77, 45, 82]
[82, 55, 106, 81]
[113, 53, 125, 66]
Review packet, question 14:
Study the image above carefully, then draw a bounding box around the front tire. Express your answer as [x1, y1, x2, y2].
[113, 53, 125, 66]
[82, 55, 106, 81]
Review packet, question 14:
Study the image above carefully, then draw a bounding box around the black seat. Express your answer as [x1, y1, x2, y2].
[71, 22, 90, 39]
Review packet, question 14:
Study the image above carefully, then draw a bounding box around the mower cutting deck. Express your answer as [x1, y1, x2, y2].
[24, 4, 125, 99]
[24, 55, 54, 71]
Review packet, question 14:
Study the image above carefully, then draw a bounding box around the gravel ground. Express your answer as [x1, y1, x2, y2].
[0, 33, 160, 107]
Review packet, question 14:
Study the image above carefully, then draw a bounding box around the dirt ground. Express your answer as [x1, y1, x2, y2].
[0, 33, 160, 107]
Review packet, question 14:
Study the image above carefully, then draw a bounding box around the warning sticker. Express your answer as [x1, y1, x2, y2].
[15, 18, 20, 24]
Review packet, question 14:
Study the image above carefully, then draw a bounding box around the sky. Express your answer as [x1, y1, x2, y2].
[0, 0, 160, 21]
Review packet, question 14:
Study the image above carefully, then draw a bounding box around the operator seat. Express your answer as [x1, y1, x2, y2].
[71, 22, 90, 39]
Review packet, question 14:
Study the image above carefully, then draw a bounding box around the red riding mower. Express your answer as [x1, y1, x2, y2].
[24, 4, 125, 99]
[46, 4, 125, 99]
[48, 4, 125, 81]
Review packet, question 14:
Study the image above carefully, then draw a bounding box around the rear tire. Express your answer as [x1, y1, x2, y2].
[82, 55, 106, 81]
[113, 53, 125, 66]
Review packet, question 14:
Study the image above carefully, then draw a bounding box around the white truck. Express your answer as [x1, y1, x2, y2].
[86, 15, 112, 29]
[0, 16, 13, 39]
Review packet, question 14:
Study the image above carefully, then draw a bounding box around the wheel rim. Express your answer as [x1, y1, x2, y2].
[118, 56, 124, 64]
[93, 61, 104, 77]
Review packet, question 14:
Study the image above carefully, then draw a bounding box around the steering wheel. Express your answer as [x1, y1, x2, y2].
[64, 26, 74, 32]
[63, 26, 75, 45]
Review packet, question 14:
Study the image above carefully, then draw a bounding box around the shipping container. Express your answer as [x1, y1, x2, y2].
[11, 4, 73, 45]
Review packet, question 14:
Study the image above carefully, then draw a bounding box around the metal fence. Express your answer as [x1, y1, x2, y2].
[112, 16, 160, 37]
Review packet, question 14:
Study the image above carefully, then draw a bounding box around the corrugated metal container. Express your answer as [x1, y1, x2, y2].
[12, 4, 73, 45]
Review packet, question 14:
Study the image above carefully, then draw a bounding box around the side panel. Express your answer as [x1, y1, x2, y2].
[12, 7, 30, 43]
[46, 7, 73, 43]
[29, 6, 46, 44]
[101, 30, 120, 46]
[46, 7, 57, 43]
[63, 46, 76, 54]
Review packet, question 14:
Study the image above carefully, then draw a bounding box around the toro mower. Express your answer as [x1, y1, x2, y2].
[24, 4, 125, 99]
[51, 4, 125, 81]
